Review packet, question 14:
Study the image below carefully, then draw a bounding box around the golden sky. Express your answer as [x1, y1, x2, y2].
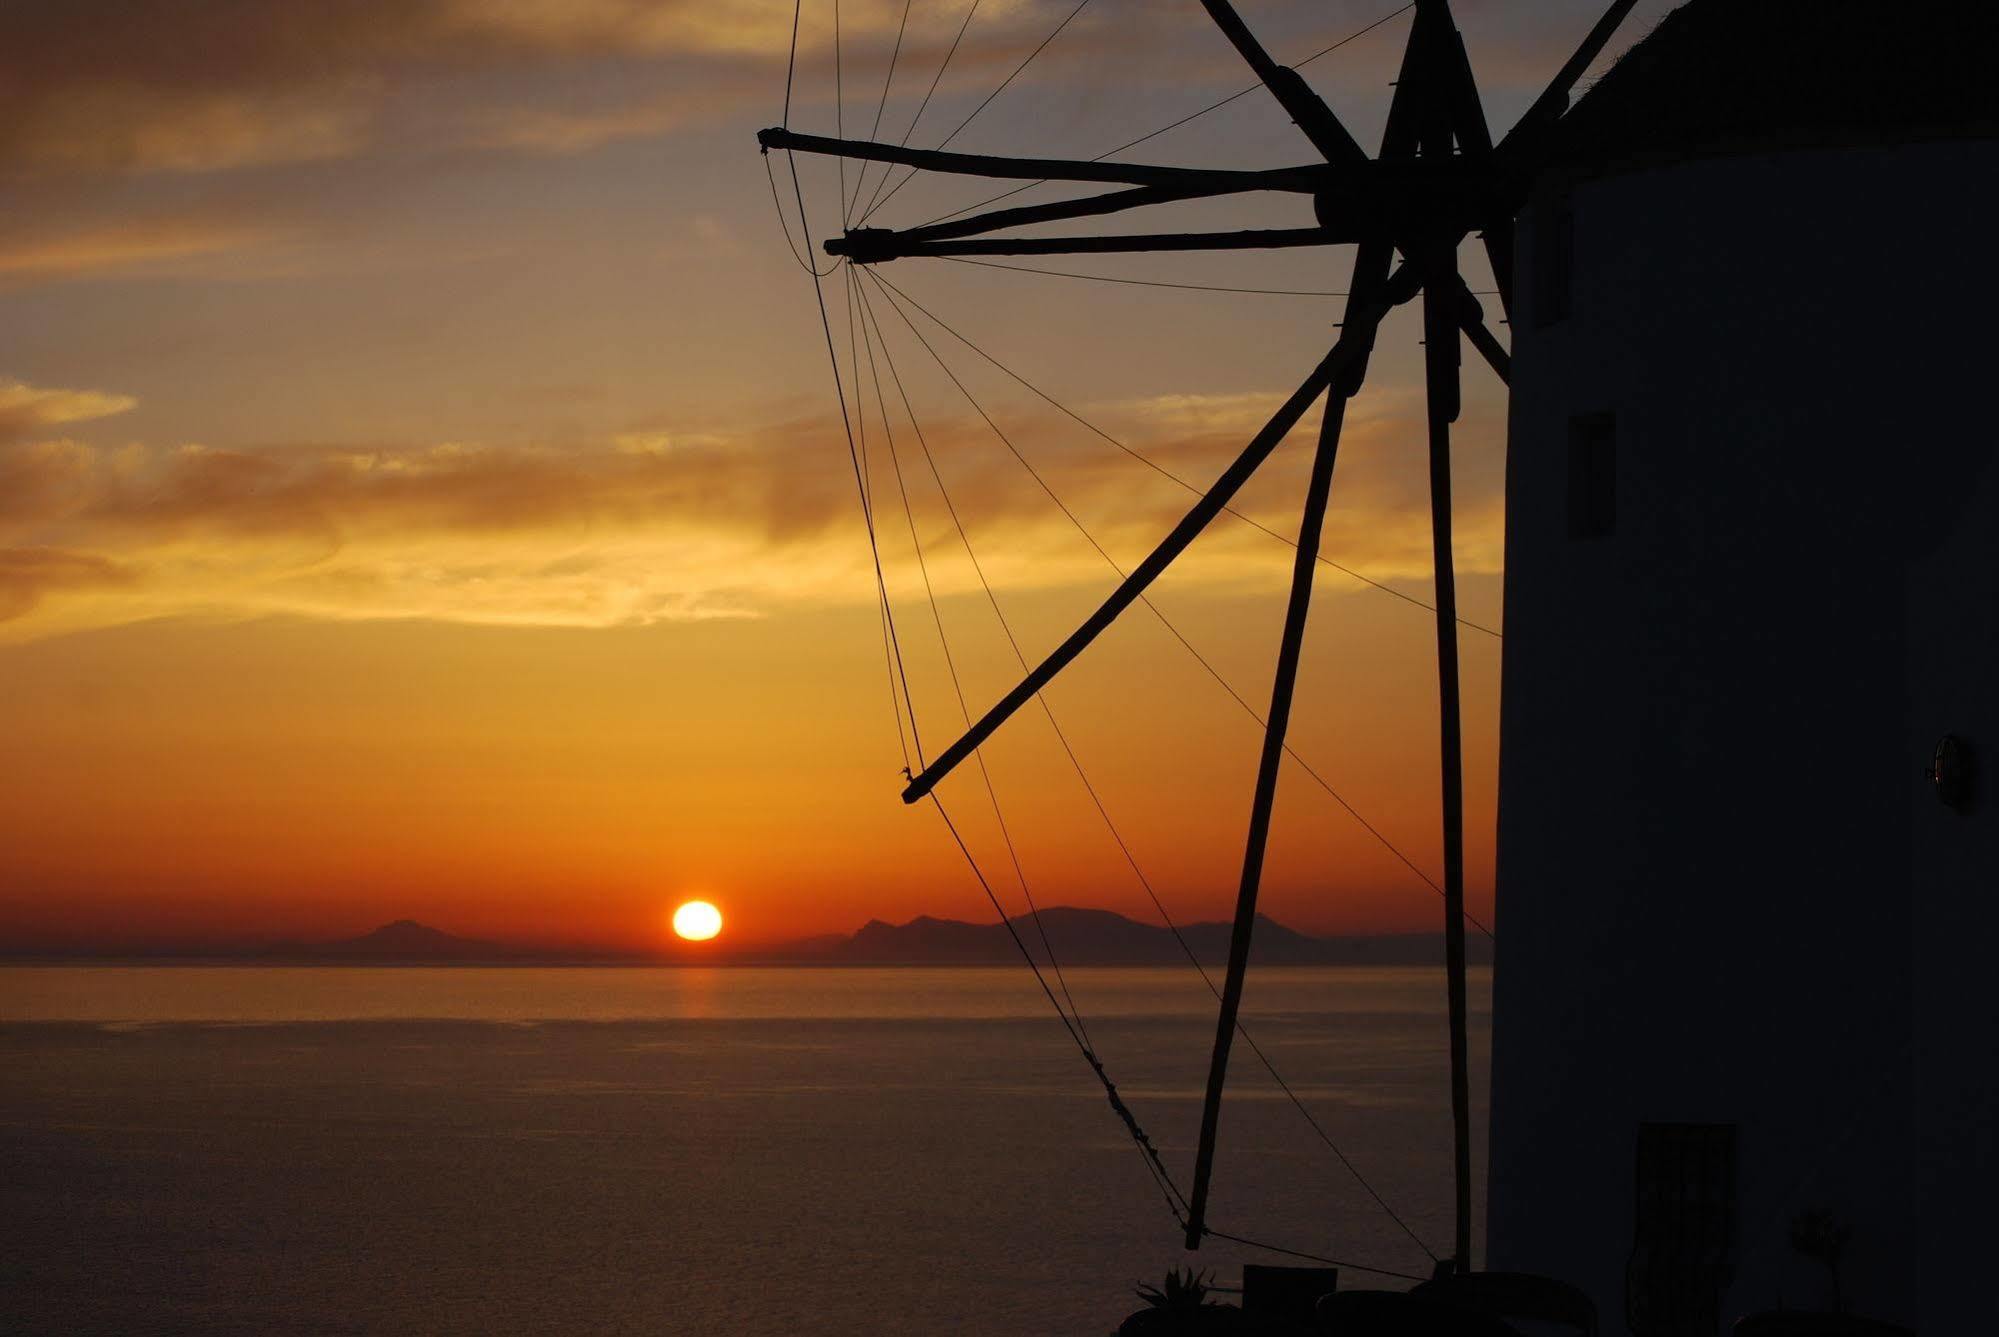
[0, 0, 1671, 952]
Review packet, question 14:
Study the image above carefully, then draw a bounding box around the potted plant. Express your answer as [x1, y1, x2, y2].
[1117, 1267, 1246, 1336]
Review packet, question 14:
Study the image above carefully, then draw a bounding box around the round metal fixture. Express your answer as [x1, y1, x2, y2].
[1929, 734, 1974, 812]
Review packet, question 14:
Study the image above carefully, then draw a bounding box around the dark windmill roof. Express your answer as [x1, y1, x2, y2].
[1546, 0, 1999, 176]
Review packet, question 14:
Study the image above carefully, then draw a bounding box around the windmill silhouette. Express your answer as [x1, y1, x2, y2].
[761, 0, 1640, 1273]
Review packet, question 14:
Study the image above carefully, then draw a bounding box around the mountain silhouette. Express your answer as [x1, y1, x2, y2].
[796, 907, 1490, 968]
[261, 919, 518, 963]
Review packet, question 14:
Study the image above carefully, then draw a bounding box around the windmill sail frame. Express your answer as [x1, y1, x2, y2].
[760, 0, 1640, 1277]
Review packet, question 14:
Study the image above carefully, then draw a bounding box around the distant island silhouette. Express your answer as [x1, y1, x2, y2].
[799, 907, 1492, 968]
[260, 919, 524, 963]
[9, 911, 1492, 966]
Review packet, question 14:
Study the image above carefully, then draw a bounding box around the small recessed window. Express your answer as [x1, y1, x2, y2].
[1568, 412, 1616, 540]
[1534, 199, 1574, 327]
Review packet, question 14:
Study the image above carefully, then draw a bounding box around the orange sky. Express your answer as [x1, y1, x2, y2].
[0, 1, 1669, 953]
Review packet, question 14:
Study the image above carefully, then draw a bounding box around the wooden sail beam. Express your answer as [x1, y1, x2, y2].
[766, 128, 1504, 263]
[1180, 5, 1438, 1258]
[1451, 259, 1510, 382]
[1376, 0, 1436, 162]
[1182, 233, 1398, 1253]
[1423, 243, 1476, 1274]
[832, 226, 1351, 263]
[1437, 15, 1493, 157]
[1426, 2, 1518, 320]
[1197, 0, 1369, 168]
[837, 176, 1503, 261]
[1413, 5, 1476, 1270]
[1346, 5, 1479, 1274]
[1477, 1, 1642, 311]
[758, 127, 1329, 194]
[898, 261, 1424, 806]
[897, 181, 1270, 247]
[1460, 305, 1510, 384]
[1496, 0, 1640, 159]
[773, 0, 1513, 1274]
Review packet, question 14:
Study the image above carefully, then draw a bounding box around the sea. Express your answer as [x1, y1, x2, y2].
[0, 965, 1490, 1336]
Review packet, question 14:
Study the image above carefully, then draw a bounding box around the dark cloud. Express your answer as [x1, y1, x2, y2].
[1, 430, 857, 548]
[0, 547, 136, 621]
[6, 0, 1597, 175]
[0, 0, 740, 172]
[0, 0, 1117, 174]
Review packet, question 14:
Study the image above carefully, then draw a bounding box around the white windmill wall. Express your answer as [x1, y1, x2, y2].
[1486, 138, 1999, 1333]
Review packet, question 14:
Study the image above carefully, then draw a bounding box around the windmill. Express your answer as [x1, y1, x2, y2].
[760, 0, 1640, 1280]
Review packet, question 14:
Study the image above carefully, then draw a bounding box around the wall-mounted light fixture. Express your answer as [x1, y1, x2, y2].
[1929, 734, 1974, 813]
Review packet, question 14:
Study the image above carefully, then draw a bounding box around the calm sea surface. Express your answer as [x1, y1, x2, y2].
[0, 966, 1490, 1335]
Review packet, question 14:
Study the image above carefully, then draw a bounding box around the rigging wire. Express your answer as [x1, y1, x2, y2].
[852, 0, 987, 225]
[930, 792, 1188, 1224]
[783, 0, 1478, 1267]
[833, 0, 847, 230]
[874, 582, 917, 771]
[764, 152, 842, 277]
[871, 268, 1503, 641]
[938, 256, 1502, 307]
[768, 0, 842, 276]
[849, 0, 915, 225]
[941, 256, 1357, 297]
[863, 268, 1494, 939]
[857, 276, 1442, 1262]
[781, 0, 801, 123]
[939, 792, 1438, 1284]
[860, 0, 1097, 226]
[845, 269, 917, 771]
[841, 265, 875, 522]
[934, 788, 1438, 1286]
[853, 275, 1096, 1048]
[912, 2, 1416, 230]
[1202, 1229, 1431, 1284]
[810, 261, 922, 768]
[781, 0, 924, 764]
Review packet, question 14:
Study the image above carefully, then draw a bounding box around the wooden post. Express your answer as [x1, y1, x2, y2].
[1422, 247, 1474, 1273]
[1181, 239, 1394, 1250]
[1182, 386, 1342, 1250]
[1405, 3, 1477, 1272]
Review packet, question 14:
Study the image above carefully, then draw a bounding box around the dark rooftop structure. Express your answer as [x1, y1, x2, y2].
[1549, 0, 1999, 175]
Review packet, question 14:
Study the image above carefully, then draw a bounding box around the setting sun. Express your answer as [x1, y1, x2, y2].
[671, 900, 723, 942]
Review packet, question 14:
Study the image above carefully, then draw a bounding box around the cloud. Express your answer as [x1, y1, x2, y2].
[6, 85, 375, 175]
[0, 368, 1500, 639]
[434, 0, 1071, 62]
[0, 547, 138, 622]
[0, 0, 908, 176]
[0, 0, 1136, 178]
[0, 380, 138, 439]
[0, 0, 1665, 183]
[0, 217, 282, 283]
[0, 408, 874, 634]
[433, 0, 829, 59]
[473, 94, 702, 155]
[1077, 387, 1506, 584]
